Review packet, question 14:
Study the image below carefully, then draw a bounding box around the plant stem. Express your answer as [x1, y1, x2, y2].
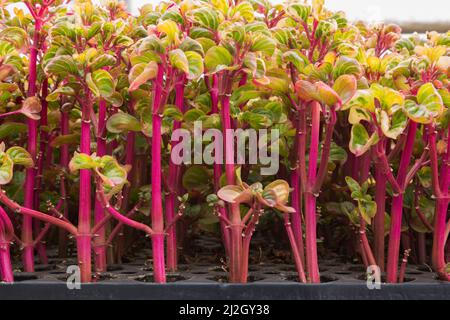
[0, 207, 13, 282]
[430, 126, 450, 280]
[93, 99, 107, 273]
[77, 96, 92, 283]
[304, 101, 321, 283]
[58, 111, 70, 258]
[221, 90, 242, 282]
[165, 78, 185, 272]
[386, 122, 417, 283]
[151, 66, 166, 283]
[290, 113, 305, 266]
[22, 17, 43, 273]
[210, 74, 230, 256]
[284, 215, 307, 283]
[374, 160, 387, 271]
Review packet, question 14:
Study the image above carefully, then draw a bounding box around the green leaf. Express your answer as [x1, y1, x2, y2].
[204, 46, 233, 73]
[286, 3, 311, 21]
[156, 19, 180, 44]
[345, 176, 361, 193]
[169, 49, 189, 74]
[0, 152, 13, 185]
[283, 50, 308, 73]
[128, 61, 158, 92]
[89, 54, 116, 71]
[69, 152, 98, 172]
[86, 70, 115, 98]
[251, 35, 276, 56]
[106, 113, 142, 134]
[46, 86, 76, 102]
[332, 57, 362, 80]
[6, 147, 33, 168]
[359, 199, 377, 225]
[50, 134, 80, 148]
[191, 8, 219, 30]
[349, 123, 378, 156]
[96, 156, 128, 195]
[182, 166, 211, 195]
[333, 75, 357, 105]
[0, 122, 27, 139]
[0, 27, 27, 48]
[163, 105, 183, 121]
[185, 51, 204, 79]
[45, 55, 79, 77]
[404, 83, 444, 124]
[232, 2, 255, 22]
[380, 110, 408, 139]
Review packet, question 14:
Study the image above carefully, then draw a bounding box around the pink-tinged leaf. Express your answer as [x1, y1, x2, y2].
[129, 61, 158, 92]
[217, 185, 245, 203]
[20, 96, 42, 120]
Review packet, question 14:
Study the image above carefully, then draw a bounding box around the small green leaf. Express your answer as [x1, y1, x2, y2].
[45, 55, 79, 77]
[96, 156, 128, 195]
[185, 51, 204, 79]
[46, 86, 76, 102]
[169, 49, 189, 74]
[0, 122, 27, 139]
[89, 54, 116, 71]
[333, 75, 357, 105]
[349, 123, 378, 156]
[191, 8, 219, 30]
[404, 83, 444, 124]
[345, 176, 361, 193]
[182, 166, 211, 195]
[204, 46, 233, 73]
[106, 113, 142, 134]
[128, 61, 158, 92]
[50, 134, 80, 148]
[69, 152, 98, 172]
[86, 70, 115, 98]
[6, 147, 33, 168]
[0, 152, 13, 185]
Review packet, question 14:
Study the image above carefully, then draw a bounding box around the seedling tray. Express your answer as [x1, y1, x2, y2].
[1, 257, 449, 300]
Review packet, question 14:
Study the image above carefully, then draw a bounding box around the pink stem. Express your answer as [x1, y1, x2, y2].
[22, 16, 43, 273]
[386, 122, 417, 283]
[305, 101, 321, 283]
[34, 77, 49, 265]
[210, 75, 231, 256]
[77, 96, 92, 283]
[430, 126, 450, 280]
[151, 66, 166, 283]
[165, 77, 185, 272]
[284, 215, 307, 283]
[93, 99, 107, 273]
[374, 160, 387, 271]
[58, 111, 70, 257]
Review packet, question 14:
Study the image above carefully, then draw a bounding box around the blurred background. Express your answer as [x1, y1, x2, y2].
[127, 0, 450, 32]
[6, 0, 450, 33]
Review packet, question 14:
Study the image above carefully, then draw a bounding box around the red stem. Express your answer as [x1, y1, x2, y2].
[76, 95, 93, 283]
[374, 160, 387, 270]
[93, 99, 107, 273]
[430, 126, 450, 281]
[58, 111, 70, 258]
[22, 15, 43, 273]
[386, 122, 417, 283]
[165, 77, 185, 272]
[304, 101, 321, 283]
[151, 66, 166, 283]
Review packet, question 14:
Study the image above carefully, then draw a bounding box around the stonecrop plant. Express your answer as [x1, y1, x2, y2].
[0, 0, 448, 284]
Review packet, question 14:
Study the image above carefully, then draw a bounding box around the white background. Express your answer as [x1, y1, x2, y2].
[128, 0, 450, 23]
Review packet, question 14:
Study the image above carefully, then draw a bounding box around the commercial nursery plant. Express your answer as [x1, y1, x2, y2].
[0, 0, 448, 289]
